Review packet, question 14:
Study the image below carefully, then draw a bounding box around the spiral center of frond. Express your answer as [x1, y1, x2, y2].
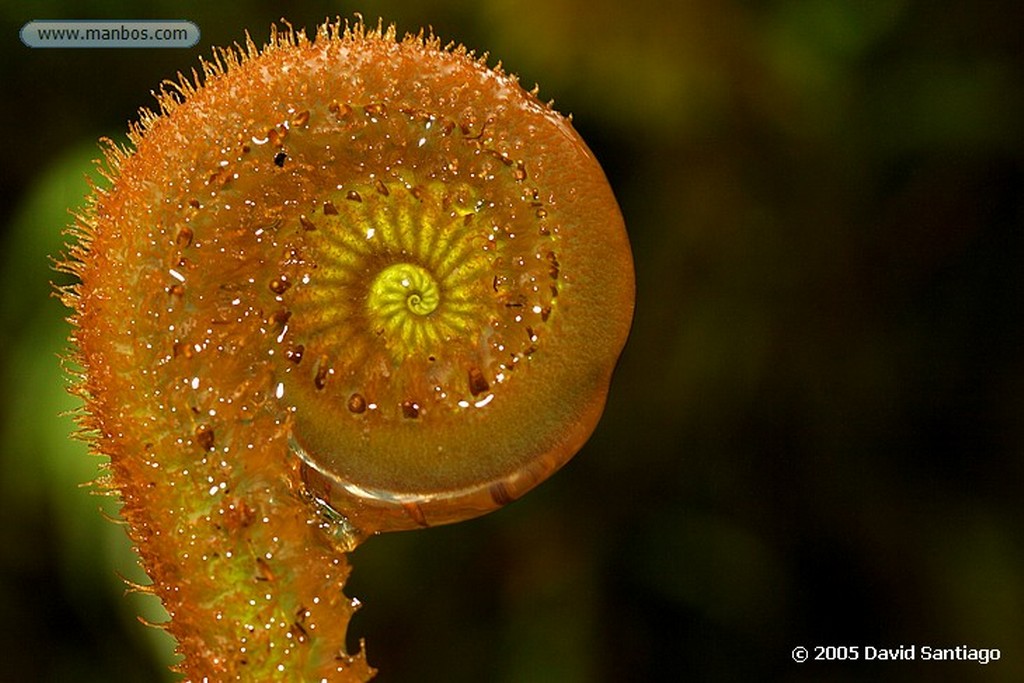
[369, 262, 441, 318]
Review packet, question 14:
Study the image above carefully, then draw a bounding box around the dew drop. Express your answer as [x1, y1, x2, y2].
[269, 276, 291, 295]
[547, 251, 560, 279]
[176, 226, 194, 247]
[270, 308, 291, 325]
[268, 126, 287, 147]
[374, 178, 389, 196]
[273, 151, 287, 167]
[196, 425, 215, 452]
[347, 393, 367, 414]
[322, 201, 338, 215]
[299, 214, 317, 231]
[314, 358, 330, 390]
[401, 401, 420, 419]
[328, 100, 353, 120]
[468, 367, 490, 396]
[346, 190, 362, 203]
[286, 344, 304, 364]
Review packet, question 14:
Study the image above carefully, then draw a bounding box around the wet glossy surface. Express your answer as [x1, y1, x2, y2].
[67, 19, 631, 680]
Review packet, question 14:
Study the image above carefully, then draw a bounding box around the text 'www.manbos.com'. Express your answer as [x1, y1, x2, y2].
[21, 20, 199, 48]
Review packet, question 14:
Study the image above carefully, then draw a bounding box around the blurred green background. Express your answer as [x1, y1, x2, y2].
[2, 1, 1022, 681]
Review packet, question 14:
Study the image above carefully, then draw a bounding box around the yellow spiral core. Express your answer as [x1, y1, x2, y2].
[366, 262, 443, 353]
[370, 262, 440, 318]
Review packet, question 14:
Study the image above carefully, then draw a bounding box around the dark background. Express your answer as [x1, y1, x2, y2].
[1, 1, 1022, 681]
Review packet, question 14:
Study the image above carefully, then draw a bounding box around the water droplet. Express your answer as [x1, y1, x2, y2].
[346, 190, 362, 203]
[513, 161, 527, 181]
[314, 358, 330, 390]
[468, 367, 490, 396]
[374, 178, 389, 196]
[286, 344, 304, 364]
[401, 400, 420, 419]
[176, 226, 194, 247]
[196, 425, 215, 451]
[206, 165, 232, 187]
[268, 126, 287, 147]
[269, 276, 291, 295]
[547, 251, 560, 280]
[328, 100, 352, 120]
[173, 341, 193, 359]
[347, 393, 367, 414]
[299, 214, 317, 231]
[273, 151, 287, 167]
[322, 201, 338, 215]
